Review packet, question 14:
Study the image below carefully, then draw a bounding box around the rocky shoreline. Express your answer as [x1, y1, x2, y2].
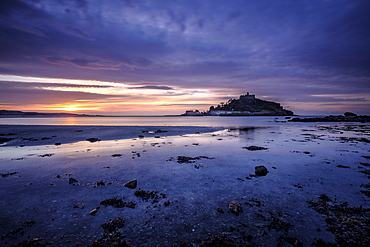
[0, 123, 369, 246]
[290, 114, 370, 123]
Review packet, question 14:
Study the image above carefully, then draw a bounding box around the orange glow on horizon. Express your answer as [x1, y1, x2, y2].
[52, 104, 100, 112]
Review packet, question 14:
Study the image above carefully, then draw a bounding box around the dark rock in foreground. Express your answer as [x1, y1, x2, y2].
[255, 166, 268, 176]
[228, 200, 243, 216]
[123, 179, 137, 189]
[68, 178, 78, 184]
[243, 145, 268, 151]
[86, 138, 101, 142]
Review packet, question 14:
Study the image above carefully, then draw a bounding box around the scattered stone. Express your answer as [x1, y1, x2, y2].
[100, 198, 136, 208]
[111, 154, 122, 157]
[0, 137, 15, 144]
[303, 151, 311, 154]
[55, 142, 61, 146]
[86, 138, 101, 142]
[41, 137, 51, 140]
[21, 137, 38, 141]
[73, 202, 86, 209]
[89, 207, 100, 216]
[101, 217, 125, 233]
[0, 133, 17, 136]
[155, 129, 168, 133]
[69, 178, 78, 184]
[228, 200, 243, 216]
[243, 145, 268, 151]
[38, 153, 54, 157]
[163, 201, 171, 206]
[96, 180, 105, 186]
[1, 171, 19, 178]
[266, 215, 293, 232]
[134, 189, 166, 201]
[337, 165, 350, 168]
[217, 207, 225, 214]
[290, 114, 370, 122]
[308, 194, 370, 246]
[176, 156, 213, 163]
[255, 165, 268, 176]
[123, 179, 137, 189]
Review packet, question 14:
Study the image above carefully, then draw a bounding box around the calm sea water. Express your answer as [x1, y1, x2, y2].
[0, 116, 300, 127]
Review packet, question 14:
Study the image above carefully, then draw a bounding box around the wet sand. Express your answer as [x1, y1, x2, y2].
[0, 124, 369, 246]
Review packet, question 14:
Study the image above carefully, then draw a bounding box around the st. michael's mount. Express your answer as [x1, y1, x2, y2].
[182, 93, 294, 116]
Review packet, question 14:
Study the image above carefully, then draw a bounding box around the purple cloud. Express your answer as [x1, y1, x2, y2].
[0, 0, 369, 114]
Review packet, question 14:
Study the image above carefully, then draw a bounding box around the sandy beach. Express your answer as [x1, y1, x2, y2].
[0, 123, 369, 246]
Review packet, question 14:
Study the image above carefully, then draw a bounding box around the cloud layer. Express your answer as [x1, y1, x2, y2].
[1, 0, 369, 114]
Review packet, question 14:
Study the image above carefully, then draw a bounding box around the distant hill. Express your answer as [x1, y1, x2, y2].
[205, 93, 294, 116]
[0, 110, 96, 118]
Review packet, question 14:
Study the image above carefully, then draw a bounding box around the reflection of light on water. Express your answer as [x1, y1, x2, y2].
[63, 117, 77, 125]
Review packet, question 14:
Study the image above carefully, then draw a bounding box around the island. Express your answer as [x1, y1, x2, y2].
[0, 110, 101, 118]
[182, 93, 294, 116]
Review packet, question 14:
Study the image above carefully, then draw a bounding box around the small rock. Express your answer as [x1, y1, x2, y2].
[89, 207, 100, 216]
[86, 138, 101, 143]
[96, 180, 105, 186]
[228, 200, 243, 216]
[243, 146, 268, 151]
[101, 217, 125, 233]
[255, 166, 268, 176]
[217, 207, 225, 214]
[111, 154, 122, 157]
[69, 178, 78, 184]
[123, 179, 137, 189]
[73, 202, 86, 209]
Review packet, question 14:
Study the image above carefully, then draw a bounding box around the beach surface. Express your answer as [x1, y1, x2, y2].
[0, 123, 369, 246]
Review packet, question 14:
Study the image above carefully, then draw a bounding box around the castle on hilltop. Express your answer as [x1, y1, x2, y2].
[239, 92, 256, 101]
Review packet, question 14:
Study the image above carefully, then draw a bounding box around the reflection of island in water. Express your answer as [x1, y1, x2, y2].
[182, 93, 294, 116]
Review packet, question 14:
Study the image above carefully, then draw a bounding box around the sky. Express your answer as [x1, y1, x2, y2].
[0, 0, 369, 115]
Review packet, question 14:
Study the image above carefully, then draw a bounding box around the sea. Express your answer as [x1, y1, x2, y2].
[0, 115, 317, 128]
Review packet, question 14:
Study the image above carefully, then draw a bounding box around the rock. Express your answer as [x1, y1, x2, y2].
[86, 138, 101, 142]
[69, 178, 78, 184]
[344, 112, 357, 117]
[155, 129, 168, 133]
[255, 166, 268, 176]
[134, 189, 166, 201]
[89, 207, 100, 216]
[111, 154, 122, 157]
[123, 179, 137, 189]
[243, 146, 268, 151]
[100, 198, 137, 209]
[96, 180, 105, 186]
[228, 200, 243, 216]
[73, 202, 86, 209]
[101, 217, 125, 233]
